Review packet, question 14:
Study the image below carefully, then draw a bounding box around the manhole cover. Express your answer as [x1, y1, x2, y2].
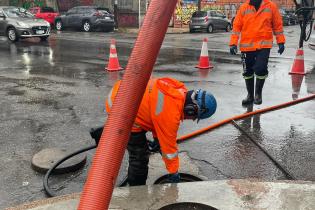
[31, 147, 86, 174]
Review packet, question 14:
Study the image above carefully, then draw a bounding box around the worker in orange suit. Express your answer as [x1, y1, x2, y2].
[229, 0, 285, 105]
[103, 78, 217, 186]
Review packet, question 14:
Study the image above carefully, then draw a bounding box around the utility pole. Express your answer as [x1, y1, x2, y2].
[198, 0, 202, 11]
[139, 0, 141, 29]
[114, 0, 118, 29]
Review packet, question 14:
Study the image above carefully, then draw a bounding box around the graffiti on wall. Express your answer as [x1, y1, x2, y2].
[174, 0, 241, 25]
[175, 0, 225, 25]
[175, 1, 197, 25]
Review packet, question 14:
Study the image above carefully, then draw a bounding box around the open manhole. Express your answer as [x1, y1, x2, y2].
[159, 202, 218, 210]
[154, 173, 203, 184]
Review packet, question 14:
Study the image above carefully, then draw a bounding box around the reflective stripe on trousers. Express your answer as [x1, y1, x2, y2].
[162, 151, 178, 159]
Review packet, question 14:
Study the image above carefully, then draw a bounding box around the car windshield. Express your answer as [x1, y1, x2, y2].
[192, 11, 207, 18]
[3, 7, 34, 18]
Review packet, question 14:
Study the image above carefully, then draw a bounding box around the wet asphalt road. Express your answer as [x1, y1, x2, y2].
[0, 26, 315, 208]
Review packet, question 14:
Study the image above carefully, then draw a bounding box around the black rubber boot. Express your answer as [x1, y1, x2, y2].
[254, 78, 265, 105]
[242, 78, 254, 105]
[127, 132, 149, 186]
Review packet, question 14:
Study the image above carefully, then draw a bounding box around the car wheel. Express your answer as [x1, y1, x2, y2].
[7, 27, 19, 42]
[55, 20, 63, 31]
[207, 24, 214, 33]
[40, 36, 49, 41]
[225, 23, 231, 32]
[82, 21, 91, 32]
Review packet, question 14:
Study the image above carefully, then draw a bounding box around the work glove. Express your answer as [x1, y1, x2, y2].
[147, 138, 160, 153]
[278, 43, 285, 55]
[230, 45, 237, 55]
[167, 172, 181, 183]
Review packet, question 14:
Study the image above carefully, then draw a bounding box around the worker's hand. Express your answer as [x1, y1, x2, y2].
[147, 138, 160, 153]
[167, 172, 181, 183]
[230, 45, 237, 55]
[278, 43, 285, 55]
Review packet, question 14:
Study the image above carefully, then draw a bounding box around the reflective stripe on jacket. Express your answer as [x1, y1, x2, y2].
[230, 0, 285, 52]
[105, 78, 187, 174]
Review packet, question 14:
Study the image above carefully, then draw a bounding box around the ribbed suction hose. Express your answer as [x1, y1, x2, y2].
[78, 0, 178, 209]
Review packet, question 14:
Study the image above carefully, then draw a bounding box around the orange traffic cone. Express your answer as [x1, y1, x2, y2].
[289, 48, 305, 75]
[105, 39, 123, 71]
[195, 38, 213, 69]
[291, 74, 304, 100]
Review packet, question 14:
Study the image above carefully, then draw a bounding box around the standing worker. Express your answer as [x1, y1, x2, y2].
[229, 0, 286, 105]
[102, 77, 217, 186]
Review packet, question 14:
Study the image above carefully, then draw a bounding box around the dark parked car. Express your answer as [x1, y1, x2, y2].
[55, 6, 115, 32]
[189, 10, 231, 33]
[0, 6, 50, 42]
[280, 9, 298, 26]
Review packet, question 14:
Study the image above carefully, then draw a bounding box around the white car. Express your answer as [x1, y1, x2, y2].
[0, 6, 50, 42]
[308, 24, 315, 50]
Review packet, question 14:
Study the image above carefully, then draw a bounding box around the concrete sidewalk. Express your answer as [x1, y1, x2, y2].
[7, 179, 315, 210]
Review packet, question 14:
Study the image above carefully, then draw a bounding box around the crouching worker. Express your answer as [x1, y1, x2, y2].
[94, 77, 217, 186]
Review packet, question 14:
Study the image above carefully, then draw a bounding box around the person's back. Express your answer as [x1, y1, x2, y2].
[106, 78, 187, 134]
[105, 77, 216, 185]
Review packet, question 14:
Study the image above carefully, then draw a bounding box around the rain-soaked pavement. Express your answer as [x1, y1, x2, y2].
[0, 25, 315, 209]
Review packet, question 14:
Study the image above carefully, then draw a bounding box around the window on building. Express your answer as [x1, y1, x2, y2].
[118, 0, 132, 10]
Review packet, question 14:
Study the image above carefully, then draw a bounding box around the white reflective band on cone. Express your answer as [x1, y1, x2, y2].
[201, 41, 209, 57]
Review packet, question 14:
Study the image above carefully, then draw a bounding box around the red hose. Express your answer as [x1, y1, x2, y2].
[78, 0, 178, 209]
[178, 94, 315, 142]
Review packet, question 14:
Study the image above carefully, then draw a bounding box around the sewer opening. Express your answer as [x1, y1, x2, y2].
[154, 173, 203, 184]
[159, 202, 218, 210]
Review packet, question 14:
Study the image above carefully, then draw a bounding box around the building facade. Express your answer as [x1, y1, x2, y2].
[174, 0, 295, 27]
[0, 0, 296, 27]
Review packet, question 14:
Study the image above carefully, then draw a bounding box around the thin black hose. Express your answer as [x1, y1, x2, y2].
[43, 145, 96, 197]
[43, 144, 129, 197]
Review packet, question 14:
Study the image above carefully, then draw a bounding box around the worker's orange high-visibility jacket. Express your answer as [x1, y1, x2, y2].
[230, 0, 285, 52]
[105, 78, 187, 174]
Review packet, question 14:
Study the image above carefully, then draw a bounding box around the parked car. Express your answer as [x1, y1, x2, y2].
[54, 6, 115, 32]
[0, 6, 50, 42]
[29, 6, 59, 26]
[189, 10, 231, 33]
[279, 9, 298, 26]
[308, 24, 315, 50]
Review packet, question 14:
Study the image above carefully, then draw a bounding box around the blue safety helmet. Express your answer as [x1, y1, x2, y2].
[195, 89, 217, 122]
